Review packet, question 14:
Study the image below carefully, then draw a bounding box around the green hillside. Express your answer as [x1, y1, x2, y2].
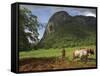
[39, 11, 96, 49]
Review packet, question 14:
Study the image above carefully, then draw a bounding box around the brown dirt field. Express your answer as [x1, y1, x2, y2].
[19, 57, 96, 72]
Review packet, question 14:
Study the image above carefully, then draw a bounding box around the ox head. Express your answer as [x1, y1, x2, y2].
[88, 49, 95, 55]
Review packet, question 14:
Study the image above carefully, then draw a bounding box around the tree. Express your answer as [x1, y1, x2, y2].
[19, 7, 39, 51]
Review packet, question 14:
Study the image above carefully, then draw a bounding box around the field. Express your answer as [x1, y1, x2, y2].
[19, 45, 96, 72]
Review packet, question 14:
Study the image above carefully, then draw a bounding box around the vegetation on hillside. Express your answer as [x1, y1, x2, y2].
[39, 11, 96, 49]
[19, 8, 39, 51]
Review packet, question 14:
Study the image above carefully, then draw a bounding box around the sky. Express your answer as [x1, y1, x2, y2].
[20, 4, 96, 40]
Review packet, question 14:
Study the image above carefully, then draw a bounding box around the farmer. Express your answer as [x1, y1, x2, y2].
[62, 48, 66, 59]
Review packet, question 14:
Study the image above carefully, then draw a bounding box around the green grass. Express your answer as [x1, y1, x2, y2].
[19, 45, 96, 60]
[20, 48, 62, 59]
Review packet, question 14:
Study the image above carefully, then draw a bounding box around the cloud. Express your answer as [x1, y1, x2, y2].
[83, 12, 96, 17]
[75, 8, 96, 17]
[77, 8, 96, 14]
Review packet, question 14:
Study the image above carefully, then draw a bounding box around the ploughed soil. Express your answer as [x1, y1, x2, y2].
[19, 57, 96, 72]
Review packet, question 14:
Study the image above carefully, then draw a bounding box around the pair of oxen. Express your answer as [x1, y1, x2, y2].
[73, 48, 95, 62]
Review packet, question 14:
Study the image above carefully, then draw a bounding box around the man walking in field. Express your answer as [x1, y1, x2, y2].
[62, 48, 66, 59]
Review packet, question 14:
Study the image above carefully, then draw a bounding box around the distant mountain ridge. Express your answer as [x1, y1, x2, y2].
[39, 11, 96, 48]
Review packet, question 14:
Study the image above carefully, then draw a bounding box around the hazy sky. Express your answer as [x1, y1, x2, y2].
[20, 5, 96, 39]
[20, 5, 96, 23]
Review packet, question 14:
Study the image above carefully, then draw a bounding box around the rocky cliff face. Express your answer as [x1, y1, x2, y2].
[39, 11, 96, 48]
